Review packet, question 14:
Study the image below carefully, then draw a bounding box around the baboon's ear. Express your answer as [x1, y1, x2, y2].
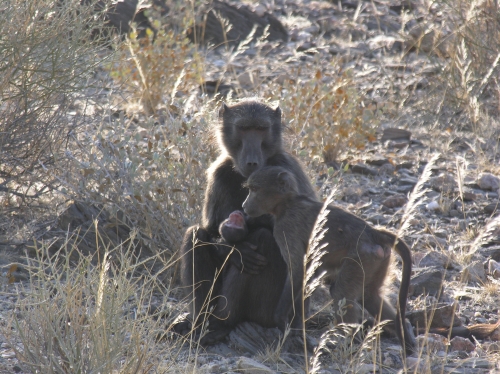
[219, 102, 229, 119]
[274, 106, 282, 120]
[277, 171, 292, 193]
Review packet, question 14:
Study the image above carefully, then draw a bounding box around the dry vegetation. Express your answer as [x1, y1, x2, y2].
[1, 0, 500, 373]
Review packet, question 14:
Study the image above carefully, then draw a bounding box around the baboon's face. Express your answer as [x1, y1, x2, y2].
[219, 102, 282, 178]
[242, 166, 298, 217]
[242, 186, 278, 217]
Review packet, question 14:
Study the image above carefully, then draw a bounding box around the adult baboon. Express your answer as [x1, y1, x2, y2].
[243, 166, 416, 354]
[178, 101, 317, 344]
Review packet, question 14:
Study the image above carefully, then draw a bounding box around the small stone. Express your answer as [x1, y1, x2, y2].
[379, 163, 395, 175]
[237, 357, 274, 373]
[366, 156, 390, 166]
[381, 127, 412, 142]
[350, 163, 378, 175]
[461, 261, 487, 282]
[430, 174, 457, 193]
[406, 356, 428, 372]
[410, 268, 445, 296]
[484, 203, 499, 214]
[297, 42, 315, 52]
[477, 172, 500, 191]
[357, 363, 378, 373]
[416, 333, 448, 353]
[461, 189, 477, 201]
[419, 251, 453, 269]
[382, 194, 408, 208]
[254, 4, 266, 17]
[487, 259, 500, 279]
[399, 176, 418, 186]
[367, 214, 389, 225]
[450, 336, 475, 352]
[426, 201, 441, 211]
[387, 139, 410, 149]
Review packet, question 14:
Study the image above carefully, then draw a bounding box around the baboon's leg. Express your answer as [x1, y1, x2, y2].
[180, 225, 222, 324]
[329, 259, 366, 324]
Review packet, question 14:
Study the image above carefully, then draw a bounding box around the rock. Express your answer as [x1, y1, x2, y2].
[430, 174, 457, 193]
[399, 176, 418, 186]
[409, 268, 445, 296]
[426, 201, 441, 211]
[487, 259, 500, 279]
[484, 203, 499, 214]
[396, 161, 414, 170]
[461, 261, 486, 283]
[477, 173, 500, 191]
[460, 188, 477, 201]
[406, 356, 429, 372]
[387, 139, 410, 149]
[416, 333, 448, 353]
[357, 363, 378, 373]
[190, 1, 288, 47]
[253, 4, 266, 17]
[407, 303, 462, 329]
[382, 194, 408, 208]
[366, 156, 390, 166]
[379, 163, 395, 175]
[419, 251, 453, 269]
[350, 163, 378, 176]
[366, 214, 389, 225]
[383, 351, 404, 368]
[381, 128, 411, 142]
[461, 358, 492, 369]
[237, 357, 274, 373]
[449, 336, 475, 352]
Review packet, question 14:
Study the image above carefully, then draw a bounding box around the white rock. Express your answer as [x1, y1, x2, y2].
[426, 201, 441, 211]
[254, 4, 266, 17]
[477, 172, 500, 191]
[487, 259, 500, 279]
[237, 357, 274, 373]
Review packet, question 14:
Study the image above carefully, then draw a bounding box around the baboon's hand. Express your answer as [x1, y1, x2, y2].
[228, 242, 268, 274]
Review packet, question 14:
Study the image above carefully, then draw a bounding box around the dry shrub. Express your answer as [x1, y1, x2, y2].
[271, 69, 378, 167]
[434, 0, 500, 126]
[60, 107, 213, 255]
[110, 19, 202, 116]
[6, 231, 175, 373]
[0, 0, 113, 198]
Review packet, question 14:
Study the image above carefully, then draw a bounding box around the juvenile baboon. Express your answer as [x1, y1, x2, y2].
[178, 101, 318, 343]
[219, 210, 248, 244]
[243, 166, 416, 354]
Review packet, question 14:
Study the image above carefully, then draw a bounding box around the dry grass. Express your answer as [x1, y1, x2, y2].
[4, 228, 179, 373]
[0, 0, 114, 201]
[2, 0, 500, 372]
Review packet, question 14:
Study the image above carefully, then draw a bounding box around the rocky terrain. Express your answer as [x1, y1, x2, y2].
[1, 0, 500, 373]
